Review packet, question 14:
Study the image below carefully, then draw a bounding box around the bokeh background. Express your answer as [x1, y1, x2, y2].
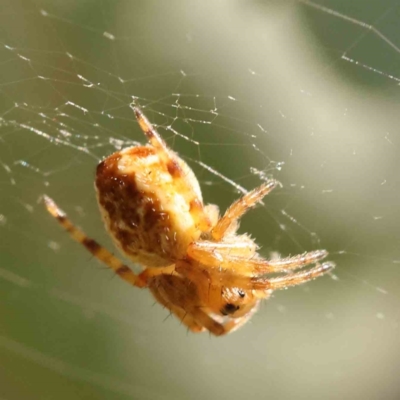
[1, 1, 400, 399]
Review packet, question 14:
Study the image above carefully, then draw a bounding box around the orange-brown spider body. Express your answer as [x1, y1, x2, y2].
[44, 105, 335, 336]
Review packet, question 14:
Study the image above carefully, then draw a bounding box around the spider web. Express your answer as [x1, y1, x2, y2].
[1, 1, 400, 399]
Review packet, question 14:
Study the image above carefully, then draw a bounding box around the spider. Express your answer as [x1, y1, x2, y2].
[44, 104, 335, 336]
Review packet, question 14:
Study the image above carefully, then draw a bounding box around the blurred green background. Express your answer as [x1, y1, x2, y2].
[1, 1, 400, 399]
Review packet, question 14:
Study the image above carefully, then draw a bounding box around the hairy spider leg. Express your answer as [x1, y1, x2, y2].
[179, 247, 334, 291]
[44, 195, 173, 288]
[131, 104, 170, 156]
[131, 104, 212, 232]
[190, 240, 258, 258]
[211, 180, 280, 241]
[252, 261, 336, 291]
[188, 242, 328, 275]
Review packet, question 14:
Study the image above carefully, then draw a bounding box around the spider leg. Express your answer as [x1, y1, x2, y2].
[44, 195, 147, 288]
[188, 241, 328, 275]
[179, 247, 334, 291]
[132, 104, 212, 232]
[211, 180, 280, 241]
[190, 240, 258, 259]
[253, 261, 335, 291]
[131, 105, 170, 158]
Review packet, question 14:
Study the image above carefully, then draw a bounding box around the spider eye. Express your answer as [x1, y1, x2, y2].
[221, 303, 240, 315]
[237, 289, 245, 298]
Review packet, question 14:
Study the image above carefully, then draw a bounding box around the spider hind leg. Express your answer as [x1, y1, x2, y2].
[44, 195, 146, 288]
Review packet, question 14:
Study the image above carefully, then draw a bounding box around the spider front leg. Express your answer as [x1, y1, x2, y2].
[253, 261, 335, 291]
[211, 180, 280, 241]
[44, 195, 148, 288]
[178, 250, 334, 291]
[187, 241, 329, 276]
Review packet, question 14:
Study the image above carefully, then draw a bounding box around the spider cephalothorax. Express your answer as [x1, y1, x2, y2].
[44, 104, 334, 336]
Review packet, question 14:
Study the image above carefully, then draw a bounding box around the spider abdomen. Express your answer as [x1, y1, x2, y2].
[95, 146, 204, 267]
